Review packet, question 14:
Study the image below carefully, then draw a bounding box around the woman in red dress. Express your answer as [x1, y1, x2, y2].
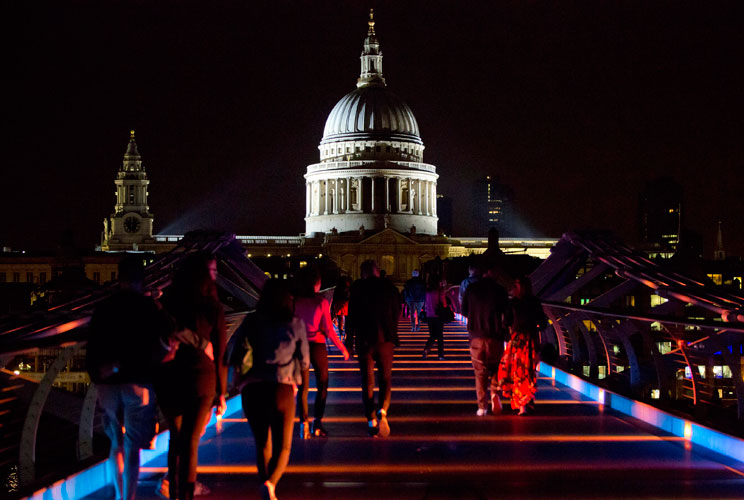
[497, 276, 547, 415]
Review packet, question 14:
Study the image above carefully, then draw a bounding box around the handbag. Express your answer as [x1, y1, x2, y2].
[436, 303, 455, 323]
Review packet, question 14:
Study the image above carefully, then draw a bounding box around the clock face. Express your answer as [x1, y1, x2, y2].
[124, 216, 141, 233]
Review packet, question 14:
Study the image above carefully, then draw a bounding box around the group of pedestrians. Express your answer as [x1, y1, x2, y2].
[86, 252, 226, 500]
[461, 258, 547, 416]
[87, 252, 545, 500]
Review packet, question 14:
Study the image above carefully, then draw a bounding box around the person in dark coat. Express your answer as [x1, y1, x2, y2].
[462, 262, 509, 416]
[403, 269, 426, 331]
[345, 260, 401, 437]
[156, 252, 227, 500]
[86, 255, 173, 500]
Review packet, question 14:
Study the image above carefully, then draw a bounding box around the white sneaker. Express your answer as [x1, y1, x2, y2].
[476, 408, 488, 417]
[157, 477, 211, 498]
[194, 481, 211, 496]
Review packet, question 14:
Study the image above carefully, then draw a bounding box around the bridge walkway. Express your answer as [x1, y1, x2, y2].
[87, 318, 744, 500]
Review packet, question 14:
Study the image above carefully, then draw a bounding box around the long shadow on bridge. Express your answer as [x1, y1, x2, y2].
[90, 318, 743, 500]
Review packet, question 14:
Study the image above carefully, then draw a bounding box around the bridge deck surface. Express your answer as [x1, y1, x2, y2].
[88, 318, 744, 499]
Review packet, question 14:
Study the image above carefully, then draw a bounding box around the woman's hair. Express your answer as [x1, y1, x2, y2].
[257, 279, 294, 323]
[295, 265, 321, 298]
[171, 251, 218, 300]
[426, 273, 441, 291]
[513, 275, 534, 298]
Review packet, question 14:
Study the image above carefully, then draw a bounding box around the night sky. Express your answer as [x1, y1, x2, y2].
[6, 1, 743, 256]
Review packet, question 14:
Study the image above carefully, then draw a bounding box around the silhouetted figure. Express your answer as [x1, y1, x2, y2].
[233, 279, 309, 500]
[497, 276, 547, 415]
[403, 269, 426, 331]
[86, 255, 173, 500]
[156, 252, 227, 500]
[458, 260, 482, 311]
[346, 260, 401, 437]
[423, 274, 448, 360]
[462, 261, 509, 416]
[331, 276, 352, 342]
[294, 267, 349, 439]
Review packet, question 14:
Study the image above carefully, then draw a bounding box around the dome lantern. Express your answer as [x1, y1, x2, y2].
[357, 9, 385, 88]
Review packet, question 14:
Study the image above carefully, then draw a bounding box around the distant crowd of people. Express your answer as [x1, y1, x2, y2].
[86, 251, 547, 500]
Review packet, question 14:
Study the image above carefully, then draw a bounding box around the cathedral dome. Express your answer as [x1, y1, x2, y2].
[321, 85, 422, 145]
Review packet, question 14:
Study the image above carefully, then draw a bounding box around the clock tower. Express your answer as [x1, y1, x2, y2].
[101, 131, 156, 251]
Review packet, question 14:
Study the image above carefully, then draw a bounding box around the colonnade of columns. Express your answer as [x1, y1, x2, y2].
[305, 176, 437, 217]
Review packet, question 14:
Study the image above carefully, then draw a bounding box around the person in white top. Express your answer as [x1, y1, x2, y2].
[294, 266, 350, 438]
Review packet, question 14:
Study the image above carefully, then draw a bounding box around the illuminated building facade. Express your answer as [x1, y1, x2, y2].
[639, 176, 683, 253]
[472, 176, 514, 237]
[304, 10, 439, 236]
[100, 131, 157, 252]
[92, 13, 557, 284]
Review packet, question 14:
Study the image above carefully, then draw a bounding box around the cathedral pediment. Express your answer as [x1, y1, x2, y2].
[359, 228, 418, 246]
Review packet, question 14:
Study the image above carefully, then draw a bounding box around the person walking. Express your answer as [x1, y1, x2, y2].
[233, 279, 309, 500]
[331, 276, 352, 342]
[403, 270, 426, 331]
[346, 260, 401, 437]
[155, 252, 227, 500]
[422, 274, 448, 360]
[458, 262, 481, 313]
[86, 255, 174, 500]
[497, 276, 548, 415]
[294, 267, 350, 438]
[462, 261, 509, 416]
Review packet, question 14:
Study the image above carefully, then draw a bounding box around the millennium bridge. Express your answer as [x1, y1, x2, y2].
[3, 231, 743, 499]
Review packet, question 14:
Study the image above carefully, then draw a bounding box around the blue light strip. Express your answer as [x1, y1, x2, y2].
[538, 363, 744, 463]
[23, 395, 245, 500]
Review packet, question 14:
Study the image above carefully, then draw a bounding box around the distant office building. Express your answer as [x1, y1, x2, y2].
[436, 195, 453, 236]
[472, 176, 514, 237]
[639, 176, 683, 252]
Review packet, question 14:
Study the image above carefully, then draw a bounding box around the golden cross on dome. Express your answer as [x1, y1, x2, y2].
[130, 130, 135, 139]
[368, 8, 375, 32]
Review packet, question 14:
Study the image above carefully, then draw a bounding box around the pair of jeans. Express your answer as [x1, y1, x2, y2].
[357, 341, 394, 420]
[424, 317, 445, 357]
[407, 301, 424, 330]
[241, 381, 296, 486]
[468, 336, 504, 410]
[97, 383, 158, 500]
[298, 342, 330, 422]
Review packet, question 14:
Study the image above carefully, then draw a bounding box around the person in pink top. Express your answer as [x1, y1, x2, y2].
[294, 266, 350, 438]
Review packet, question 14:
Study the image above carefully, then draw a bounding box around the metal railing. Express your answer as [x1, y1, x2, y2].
[531, 231, 744, 430]
[1, 232, 266, 496]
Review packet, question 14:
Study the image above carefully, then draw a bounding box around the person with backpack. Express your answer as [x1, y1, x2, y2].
[231, 279, 309, 500]
[86, 255, 174, 500]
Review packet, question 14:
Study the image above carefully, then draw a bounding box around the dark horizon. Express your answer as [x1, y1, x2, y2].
[6, 1, 743, 256]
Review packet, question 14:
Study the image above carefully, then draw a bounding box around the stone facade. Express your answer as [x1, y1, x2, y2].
[101, 131, 157, 252]
[305, 10, 439, 237]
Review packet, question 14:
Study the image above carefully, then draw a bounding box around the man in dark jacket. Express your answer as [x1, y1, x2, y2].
[462, 261, 509, 416]
[86, 255, 173, 500]
[346, 259, 401, 437]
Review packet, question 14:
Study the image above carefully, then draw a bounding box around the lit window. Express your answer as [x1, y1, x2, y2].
[650, 295, 668, 307]
[707, 274, 723, 285]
